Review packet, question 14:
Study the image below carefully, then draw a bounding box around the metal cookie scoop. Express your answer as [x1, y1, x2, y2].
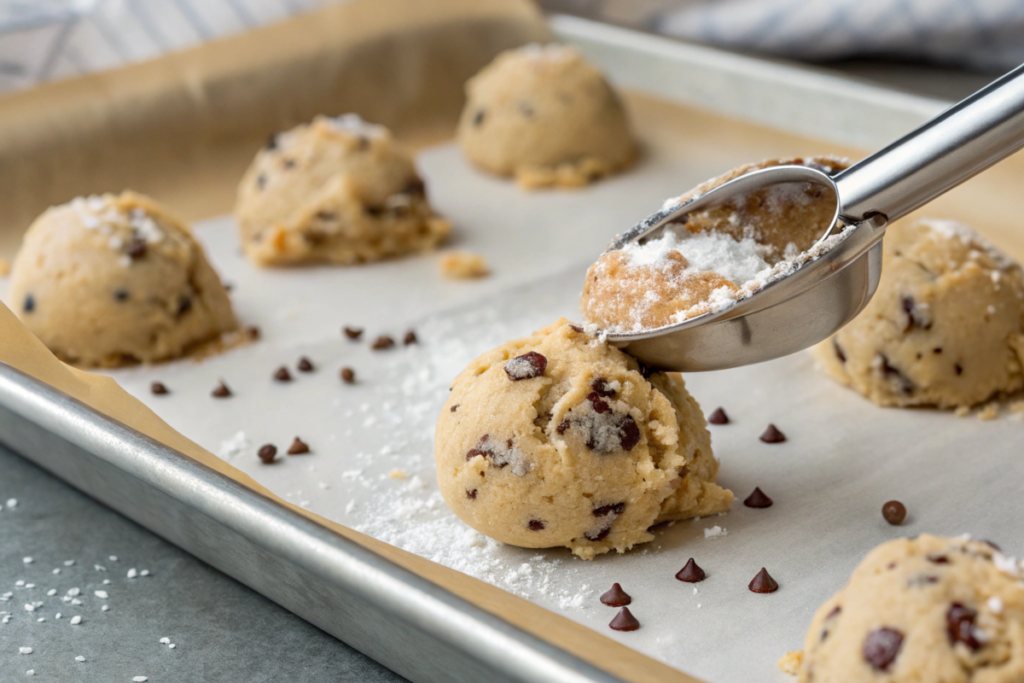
[602, 63, 1024, 372]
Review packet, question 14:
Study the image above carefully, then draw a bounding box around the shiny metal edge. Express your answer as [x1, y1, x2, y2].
[0, 362, 624, 683]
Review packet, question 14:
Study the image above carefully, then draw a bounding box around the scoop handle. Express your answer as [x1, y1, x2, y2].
[835, 62, 1024, 224]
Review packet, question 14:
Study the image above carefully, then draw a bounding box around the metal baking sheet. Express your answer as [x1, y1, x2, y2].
[5, 15, 1020, 683]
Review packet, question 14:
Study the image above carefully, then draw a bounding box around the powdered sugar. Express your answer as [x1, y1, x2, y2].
[623, 228, 773, 286]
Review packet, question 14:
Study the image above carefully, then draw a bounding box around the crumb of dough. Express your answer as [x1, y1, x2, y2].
[954, 405, 971, 417]
[440, 251, 490, 279]
[777, 650, 803, 675]
[977, 403, 1000, 421]
[388, 468, 407, 479]
[0, 257, 10, 277]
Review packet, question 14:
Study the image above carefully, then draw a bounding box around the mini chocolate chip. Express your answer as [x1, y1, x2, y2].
[676, 558, 706, 583]
[591, 378, 616, 397]
[343, 326, 363, 340]
[834, 339, 847, 363]
[256, 173, 267, 190]
[365, 205, 385, 218]
[901, 296, 918, 332]
[882, 500, 907, 525]
[212, 381, 232, 398]
[556, 419, 570, 434]
[450, 404, 459, 413]
[126, 239, 147, 260]
[863, 628, 903, 671]
[618, 417, 641, 451]
[934, 347, 943, 354]
[403, 330, 418, 345]
[585, 526, 612, 541]
[827, 605, 842, 619]
[744, 487, 773, 508]
[928, 554, 950, 564]
[315, 211, 337, 221]
[114, 289, 129, 302]
[282, 158, 296, 169]
[150, 381, 169, 395]
[287, 437, 310, 455]
[947, 603, 981, 650]
[273, 366, 292, 382]
[466, 489, 477, 500]
[880, 355, 915, 395]
[609, 607, 640, 632]
[504, 351, 548, 381]
[600, 583, 631, 607]
[473, 109, 486, 127]
[372, 335, 395, 350]
[759, 424, 786, 443]
[22, 294, 35, 313]
[955, 363, 963, 375]
[593, 503, 625, 517]
[257, 444, 277, 464]
[707, 407, 729, 425]
[748, 567, 779, 593]
[569, 324, 584, 333]
[528, 520, 545, 531]
[176, 296, 192, 316]
[588, 393, 611, 413]
[340, 367, 355, 384]
[245, 325, 262, 340]
[297, 357, 314, 372]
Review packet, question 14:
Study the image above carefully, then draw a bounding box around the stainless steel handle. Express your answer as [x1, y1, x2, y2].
[835, 63, 1024, 223]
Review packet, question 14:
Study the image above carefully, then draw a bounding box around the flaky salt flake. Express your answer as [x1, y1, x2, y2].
[127, 569, 138, 579]
[108, 556, 118, 562]
[6, 498, 17, 508]
[101, 605, 109, 612]
[46, 590, 56, 597]
[67, 588, 80, 597]
[159, 637, 170, 645]
[22, 557, 32, 565]
[63, 560, 74, 567]
[70, 615, 82, 625]
[140, 570, 150, 577]
[26, 670, 35, 676]
[75, 655, 85, 662]
[133, 677, 149, 682]
[168, 643, 176, 649]
[19, 647, 33, 654]
[989, 596, 1005, 613]
[703, 525, 727, 539]
[94, 591, 108, 599]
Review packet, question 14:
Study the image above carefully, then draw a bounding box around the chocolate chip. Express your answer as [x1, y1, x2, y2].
[593, 503, 625, 517]
[466, 489, 477, 500]
[556, 419, 570, 434]
[955, 363, 963, 375]
[585, 526, 612, 541]
[947, 603, 981, 650]
[343, 326, 363, 340]
[591, 378, 616, 397]
[297, 357, 314, 372]
[863, 628, 903, 671]
[901, 296, 921, 332]
[882, 500, 906, 525]
[245, 325, 261, 341]
[372, 335, 395, 350]
[403, 330, 418, 345]
[834, 339, 846, 363]
[600, 583, 631, 607]
[315, 211, 337, 221]
[403, 177, 426, 196]
[114, 289, 129, 302]
[126, 239, 147, 260]
[934, 347, 943, 354]
[273, 366, 292, 382]
[256, 173, 267, 190]
[826, 605, 842, 619]
[282, 158, 296, 169]
[150, 381, 169, 395]
[212, 381, 232, 398]
[618, 417, 640, 451]
[743, 487, 773, 508]
[609, 607, 640, 631]
[257, 444, 277, 464]
[820, 605, 842, 641]
[707, 407, 729, 425]
[504, 351, 547, 381]
[983, 540, 1002, 552]
[748, 567, 779, 593]
[340, 367, 355, 384]
[266, 133, 278, 150]
[287, 437, 310, 455]
[587, 393, 611, 413]
[450, 404, 459, 413]
[22, 294, 34, 313]
[928, 554, 950, 564]
[569, 324, 584, 333]
[176, 296, 192, 316]
[879, 355, 915, 395]
[473, 109, 486, 127]
[759, 424, 786, 443]
[527, 520, 545, 531]
[675, 558, 706, 583]
[365, 205, 385, 218]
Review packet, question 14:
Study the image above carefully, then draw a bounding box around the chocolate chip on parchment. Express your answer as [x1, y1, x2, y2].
[297, 357, 314, 372]
[676, 558, 706, 583]
[22, 294, 35, 313]
[287, 437, 310, 455]
[527, 520, 545, 531]
[340, 367, 356, 384]
[863, 628, 903, 671]
[403, 330, 418, 345]
[245, 325, 261, 341]
[947, 603, 981, 650]
[372, 335, 395, 350]
[257, 444, 277, 464]
[744, 487, 773, 508]
[759, 424, 786, 443]
[343, 326, 363, 340]
[707, 407, 729, 425]
[466, 489, 477, 500]
[504, 351, 547, 380]
[273, 366, 292, 382]
[600, 583, 631, 607]
[609, 607, 640, 632]
[150, 381, 169, 395]
[748, 568, 779, 593]
[126, 239, 147, 260]
[882, 500, 907, 525]
[212, 381, 232, 398]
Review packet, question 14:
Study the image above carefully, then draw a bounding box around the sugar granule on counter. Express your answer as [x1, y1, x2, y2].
[7, 498, 17, 508]
[704, 525, 727, 539]
[19, 647, 33, 654]
[70, 615, 82, 625]
[75, 655, 85, 662]
[94, 590, 109, 599]
[22, 557, 32, 564]
[127, 569, 138, 579]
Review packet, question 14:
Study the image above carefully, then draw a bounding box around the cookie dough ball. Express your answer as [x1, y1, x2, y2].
[235, 114, 451, 266]
[435, 319, 733, 560]
[9, 192, 237, 367]
[796, 534, 1024, 682]
[581, 156, 849, 331]
[814, 219, 1024, 408]
[456, 44, 636, 189]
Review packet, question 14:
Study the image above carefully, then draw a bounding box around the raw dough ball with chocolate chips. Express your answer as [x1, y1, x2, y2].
[235, 114, 451, 266]
[435, 318, 733, 560]
[814, 218, 1024, 408]
[9, 192, 237, 367]
[795, 534, 1024, 682]
[456, 44, 636, 189]
[581, 156, 849, 331]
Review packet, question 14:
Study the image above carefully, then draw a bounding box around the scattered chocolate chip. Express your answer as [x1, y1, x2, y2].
[212, 381, 232, 398]
[955, 363, 963, 375]
[282, 158, 296, 169]
[297, 357, 314, 372]
[256, 173, 267, 190]
[126, 239, 147, 260]
[676, 558, 706, 583]
[834, 339, 846, 363]
[748, 567, 779, 593]
[759, 424, 786, 443]
[882, 500, 907, 525]
[273, 366, 292, 382]
[315, 210, 337, 221]
[287, 437, 310, 455]
[947, 603, 981, 650]
[527, 520, 545, 531]
[600, 583, 631, 607]
[744, 487, 773, 508]
[372, 335, 395, 350]
[403, 330, 418, 345]
[450, 404, 459, 413]
[22, 294, 35, 313]
[473, 109, 486, 127]
[340, 367, 356, 384]
[343, 326, 363, 340]
[504, 351, 548, 381]
[114, 289, 129, 302]
[245, 325, 261, 341]
[176, 296, 192, 316]
[707, 407, 729, 425]
[863, 628, 904, 671]
[609, 607, 640, 632]
[466, 489, 477, 500]
[257, 444, 277, 464]
[593, 503, 625, 517]
[150, 381, 169, 395]
[591, 378, 616, 397]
